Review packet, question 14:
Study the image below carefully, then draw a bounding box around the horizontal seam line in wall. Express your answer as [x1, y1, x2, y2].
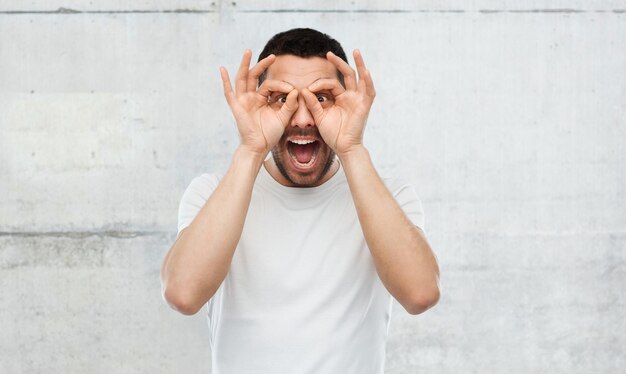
[0, 231, 170, 238]
[2, 231, 626, 238]
[0, 8, 625, 15]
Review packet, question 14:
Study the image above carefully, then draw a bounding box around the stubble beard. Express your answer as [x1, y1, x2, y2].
[271, 146, 337, 187]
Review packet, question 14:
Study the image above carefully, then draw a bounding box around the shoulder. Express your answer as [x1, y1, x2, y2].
[381, 175, 426, 231]
[180, 173, 222, 203]
[381, 176, 420, 199]
[190, 173, 221, 187]
[177, 173, 222, 234]
[186, 173, 221, 192]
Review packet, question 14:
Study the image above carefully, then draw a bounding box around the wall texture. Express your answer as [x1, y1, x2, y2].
[1, 1, 625, 373]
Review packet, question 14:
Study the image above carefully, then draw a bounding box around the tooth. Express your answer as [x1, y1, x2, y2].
[289, 139, 315, 145]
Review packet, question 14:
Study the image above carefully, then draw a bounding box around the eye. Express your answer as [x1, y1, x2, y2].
[269, 94, 287, 105]
[316, 94, 328, 103]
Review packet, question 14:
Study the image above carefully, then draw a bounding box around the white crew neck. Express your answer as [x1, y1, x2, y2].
[258, 158, 345, 196]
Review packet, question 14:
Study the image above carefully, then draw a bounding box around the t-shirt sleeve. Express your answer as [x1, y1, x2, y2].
[177, 174, 221, 236]
[390, 181, 426, 232]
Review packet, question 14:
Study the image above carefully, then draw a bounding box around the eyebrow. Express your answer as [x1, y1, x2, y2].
[280, 76, 335, 87]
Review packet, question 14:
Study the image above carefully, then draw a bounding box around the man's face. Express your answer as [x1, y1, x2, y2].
[265, 55, 339, 187]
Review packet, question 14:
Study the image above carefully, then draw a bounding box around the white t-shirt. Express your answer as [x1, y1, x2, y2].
[177, 163, 425, 374]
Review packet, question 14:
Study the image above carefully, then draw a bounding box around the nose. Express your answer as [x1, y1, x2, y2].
[290, 94, 315, 128]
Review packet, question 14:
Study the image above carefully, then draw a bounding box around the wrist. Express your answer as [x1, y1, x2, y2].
[234, 145, 267, 169]
[337, 144, 369, 165]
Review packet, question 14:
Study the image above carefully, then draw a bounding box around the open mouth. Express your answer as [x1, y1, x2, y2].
[287, 138, 321, 169]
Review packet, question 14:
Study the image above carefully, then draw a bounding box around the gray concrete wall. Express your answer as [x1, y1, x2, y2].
[1, 1, 625, 373]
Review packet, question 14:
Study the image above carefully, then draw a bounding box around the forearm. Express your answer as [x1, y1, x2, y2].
[339, 145, 440, 314]
[161, 146, 265, 314]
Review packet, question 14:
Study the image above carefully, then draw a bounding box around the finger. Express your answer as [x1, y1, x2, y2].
[247, 54, 276, 92]
[235, 49, 252, 94]
[327, 51, 357, 91]
[219, 66, 235, 105]
[277, 89, 299, 124]
[301, 88, 325, 123]
[364, 69, 376, 98]
[353, 49, 368, 93]
[257, 79, 295, 98]
[307, 78, 346, 97]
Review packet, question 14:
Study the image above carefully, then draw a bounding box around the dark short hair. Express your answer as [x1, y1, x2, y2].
[257, 28, 348, 87]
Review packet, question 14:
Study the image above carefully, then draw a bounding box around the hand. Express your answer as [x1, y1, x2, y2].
[300, 49, 376, 157]
[220, 49, 299, 156]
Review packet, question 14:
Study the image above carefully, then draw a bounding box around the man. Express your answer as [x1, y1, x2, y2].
[160, 28, 440, 373]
